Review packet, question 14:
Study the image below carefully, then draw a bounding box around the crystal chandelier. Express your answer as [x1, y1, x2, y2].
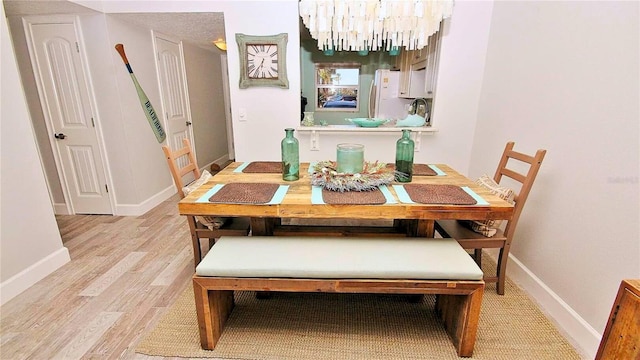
[299, 0, 453, 52]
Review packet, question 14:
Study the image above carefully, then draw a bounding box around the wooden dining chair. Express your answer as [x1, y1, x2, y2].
[162, 138, 250, 267]
[435, 142, 546, 295]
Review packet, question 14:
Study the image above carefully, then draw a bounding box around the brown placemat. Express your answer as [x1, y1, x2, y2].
[386, 163, 437, 176]
[413, 164, 437, 176]
[322, 188, 386, 204]
[403, 184, 477, 205]
[209, 183, 280, 204]
[242, 161, 282, 173]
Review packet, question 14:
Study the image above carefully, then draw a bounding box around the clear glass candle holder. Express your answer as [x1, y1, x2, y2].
[336, 143, 364, 174]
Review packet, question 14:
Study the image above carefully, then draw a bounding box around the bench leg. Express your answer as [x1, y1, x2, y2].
[193, 279, 235, 350]
[435, 286, 484, 357]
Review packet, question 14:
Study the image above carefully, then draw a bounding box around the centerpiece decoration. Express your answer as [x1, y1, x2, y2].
[310, 161, 395, 192]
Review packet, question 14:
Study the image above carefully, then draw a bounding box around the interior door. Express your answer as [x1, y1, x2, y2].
[26, 18, 112, 214]
[154, 34, 193, 170]
[220, 54, 235, 160]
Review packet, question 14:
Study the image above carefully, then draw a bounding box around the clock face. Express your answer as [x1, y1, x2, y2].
[247, 44, 278, 79]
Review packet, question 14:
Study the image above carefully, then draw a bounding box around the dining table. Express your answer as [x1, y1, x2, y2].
[178, 162, 514, 251]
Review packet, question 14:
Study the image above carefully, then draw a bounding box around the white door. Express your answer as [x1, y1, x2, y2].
[154, 34, 193, 168]
[25, 18, 112, 214]
[220, 54, 235, 159]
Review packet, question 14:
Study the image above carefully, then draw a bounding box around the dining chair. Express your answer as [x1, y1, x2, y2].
[162, 138, 250, 267]
[434, 142, 546, 294]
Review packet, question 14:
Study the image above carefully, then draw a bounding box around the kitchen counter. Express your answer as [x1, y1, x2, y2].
[296, 125, 438, 152]
[296, 124, 438, 133]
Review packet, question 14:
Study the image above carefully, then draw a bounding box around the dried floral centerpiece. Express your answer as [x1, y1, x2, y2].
[310, 161, 395, 192]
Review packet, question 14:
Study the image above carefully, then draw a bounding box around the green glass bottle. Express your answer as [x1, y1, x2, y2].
[395, 129, 414, 182]
[281, 128, 299, 181]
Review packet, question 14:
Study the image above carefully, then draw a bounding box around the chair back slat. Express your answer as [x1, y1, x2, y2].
[172, 146, 191, 158]
[179, 162, 198, 175]
[504, 149, 535, 164]
[162, 138, 200, 199]
[499, 168, 527, 184]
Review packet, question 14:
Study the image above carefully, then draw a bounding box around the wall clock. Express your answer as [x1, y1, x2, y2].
[236, 33, 289, 89]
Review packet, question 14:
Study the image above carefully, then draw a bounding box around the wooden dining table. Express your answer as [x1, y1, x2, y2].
[178, 162, 514, 245]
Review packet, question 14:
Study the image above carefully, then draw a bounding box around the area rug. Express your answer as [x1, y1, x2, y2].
[136, 261, 582, 360]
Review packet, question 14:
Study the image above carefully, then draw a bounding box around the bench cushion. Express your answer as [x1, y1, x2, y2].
[196, 236, 483, 280]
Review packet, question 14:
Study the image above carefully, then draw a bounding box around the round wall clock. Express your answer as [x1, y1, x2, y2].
[236, 33, 289, 89]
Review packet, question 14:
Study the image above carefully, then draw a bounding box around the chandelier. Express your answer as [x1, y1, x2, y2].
[299, 0, 453, 52]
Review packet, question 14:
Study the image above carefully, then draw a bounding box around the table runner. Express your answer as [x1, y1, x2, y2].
[208, 183, 281, 204]
[401, 184, 478, 205]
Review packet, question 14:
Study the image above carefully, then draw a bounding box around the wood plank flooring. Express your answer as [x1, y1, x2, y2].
[0, 195, 202, 359]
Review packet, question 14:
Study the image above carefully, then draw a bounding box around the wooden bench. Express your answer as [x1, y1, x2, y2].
[192, 236, 485, 357]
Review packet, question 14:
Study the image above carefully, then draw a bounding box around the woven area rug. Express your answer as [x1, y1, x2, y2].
[136, 260, 582, 360]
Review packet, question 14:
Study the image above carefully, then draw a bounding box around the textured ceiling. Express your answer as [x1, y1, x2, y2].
[111, 12, 225, 52]
[3, 0, 226, 52]
[4, 0, 313, 51]
[3, 0, 98, 16]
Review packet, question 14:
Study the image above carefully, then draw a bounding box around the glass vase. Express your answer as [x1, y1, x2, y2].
[395, 129, 414, 182]
[281, 128, 299, 181]
[302, 112, 315, 126]
[336, 143, 365, 174]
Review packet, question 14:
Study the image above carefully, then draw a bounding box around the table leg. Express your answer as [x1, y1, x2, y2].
[416, 219, 435, 238]
[250, 217, 280, 236]
[250, 217, 276, 299]
[187, 215, 201, 269]
[394, 219, 435, 237]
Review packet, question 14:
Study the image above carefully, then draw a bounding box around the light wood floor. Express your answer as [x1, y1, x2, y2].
[0, 195, 196, 359]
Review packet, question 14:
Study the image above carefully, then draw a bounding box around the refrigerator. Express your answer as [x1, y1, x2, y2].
[368, 69, 413, 119]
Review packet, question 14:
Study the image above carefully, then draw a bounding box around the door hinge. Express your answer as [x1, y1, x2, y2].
[91, 117, 95, 127]
[76, 42, 79, 53]
[105, 184, 109, 193]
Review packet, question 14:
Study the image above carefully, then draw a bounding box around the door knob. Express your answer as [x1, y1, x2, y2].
[54, 133, 66, 140]
[186, 121, 192, 126]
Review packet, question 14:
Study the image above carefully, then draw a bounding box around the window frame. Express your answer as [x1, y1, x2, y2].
[314, 63, 361, 112]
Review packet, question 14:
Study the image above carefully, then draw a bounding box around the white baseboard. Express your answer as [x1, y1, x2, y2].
[496, 252, 601, 360]
[114, 185, 176, 216]
[214, 154, 231, 166]
[0, 247, 70, 306]
[53, 202, 71, 215]
[202, 154, 231, 172]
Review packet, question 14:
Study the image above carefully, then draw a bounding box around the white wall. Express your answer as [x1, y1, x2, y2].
[7, 16, 67, 209]
[101, 15, 175, 209]
[0, 3, 70, 305]
[218, 1, 301, 162]
[5, 12, 176, 215]
[182, 42, 230, 168]
[473, 1, 639, 357]
[85, 0, 302, 163]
